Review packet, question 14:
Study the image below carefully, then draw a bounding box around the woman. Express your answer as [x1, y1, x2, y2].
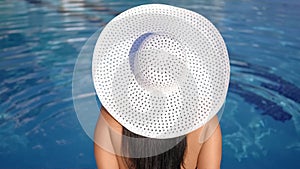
[91, 4, 230, 169]
[94, 107, 222, 169]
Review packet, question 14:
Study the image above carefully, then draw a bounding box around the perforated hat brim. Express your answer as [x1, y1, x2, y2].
[92, 4, 230, 139]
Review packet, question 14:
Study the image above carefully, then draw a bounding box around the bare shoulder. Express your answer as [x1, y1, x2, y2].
[186, 116, 220, 141]
[197, 115, 222, 169]
[183, 115, 221, 168]
[100, 106, 123, 132]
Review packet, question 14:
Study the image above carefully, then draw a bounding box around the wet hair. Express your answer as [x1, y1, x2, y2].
[122, 127, 187, 169]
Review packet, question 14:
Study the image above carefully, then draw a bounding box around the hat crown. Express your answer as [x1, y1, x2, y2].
[132, 33, 187, 93]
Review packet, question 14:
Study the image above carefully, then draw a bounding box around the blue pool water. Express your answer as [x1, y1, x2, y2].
[0, 0, 300, 168]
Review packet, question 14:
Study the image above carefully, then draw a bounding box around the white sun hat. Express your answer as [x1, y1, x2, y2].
[92, 4, 230, 139]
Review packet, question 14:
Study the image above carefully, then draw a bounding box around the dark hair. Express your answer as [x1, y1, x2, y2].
[122, 127, 187, 169]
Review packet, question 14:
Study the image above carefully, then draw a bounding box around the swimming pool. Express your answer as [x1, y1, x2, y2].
[0, 0, 299, 168]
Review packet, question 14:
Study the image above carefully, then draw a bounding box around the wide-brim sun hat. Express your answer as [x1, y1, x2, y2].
[79, 3, 229, 140]
[72, 4, 230, 144]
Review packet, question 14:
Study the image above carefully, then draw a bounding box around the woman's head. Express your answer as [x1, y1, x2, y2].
[92, 3, 230, 139]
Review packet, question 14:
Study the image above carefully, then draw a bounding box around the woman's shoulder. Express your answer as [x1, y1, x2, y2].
[100, 106, 123, 132]
[186, 115, 220, 143]
[183, 116, 220, 169]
